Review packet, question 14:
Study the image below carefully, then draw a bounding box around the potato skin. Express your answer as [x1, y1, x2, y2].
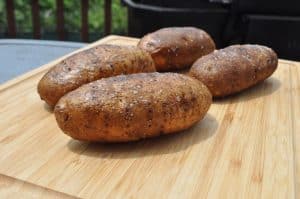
[189, 45, 278, 97]
[54, 73, 212, 142]
[37, 44, 156, 107]
[138, 27, 216, 71]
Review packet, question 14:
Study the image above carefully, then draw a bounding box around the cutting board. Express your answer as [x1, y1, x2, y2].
[0, 36, 299, 199]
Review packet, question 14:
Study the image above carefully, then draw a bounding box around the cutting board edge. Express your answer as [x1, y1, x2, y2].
[0, 35, 139, 92]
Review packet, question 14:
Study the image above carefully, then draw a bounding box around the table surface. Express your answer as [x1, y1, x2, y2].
[0, 39, 86, 84]
[0, 35, 299, 199]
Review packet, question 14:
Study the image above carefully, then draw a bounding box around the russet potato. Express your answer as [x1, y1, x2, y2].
[38, 44, 156, 107]
[189, 44, 278, 97]
[54, 73, 212, 142]
[138, 27, 215, 71]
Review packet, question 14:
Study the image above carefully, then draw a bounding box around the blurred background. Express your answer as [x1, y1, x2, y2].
[0, 0, 128, 41]
[1, 0, 300, 60]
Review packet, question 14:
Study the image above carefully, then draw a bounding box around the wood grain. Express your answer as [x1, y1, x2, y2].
[0, 174, 76, 198]
[0, 35, 299, 198]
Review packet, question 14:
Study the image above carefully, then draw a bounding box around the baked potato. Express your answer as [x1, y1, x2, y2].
[138, 27, 216, 71]
[38, 44, 156, 107]
[54, 73, 212, 142]
[189, 44, 278, 97]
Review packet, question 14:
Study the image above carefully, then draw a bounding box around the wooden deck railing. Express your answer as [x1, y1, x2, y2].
[4, 0, 112, 42]
[5, 0, 16, 38]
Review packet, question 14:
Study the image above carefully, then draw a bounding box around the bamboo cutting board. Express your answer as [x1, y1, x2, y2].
[0, 36, 299, 199]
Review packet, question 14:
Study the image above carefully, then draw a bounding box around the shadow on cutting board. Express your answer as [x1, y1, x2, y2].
[43, 103, 53, 113]
[67, 113, 218, 159]
[214, 77, 281, 104]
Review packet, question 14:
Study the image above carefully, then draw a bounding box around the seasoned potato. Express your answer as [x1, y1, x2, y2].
[37, 44, 156, 107]
[138, 27, 216, 71]
[189, 44, 278, 97]
[54, 73, 212, 142]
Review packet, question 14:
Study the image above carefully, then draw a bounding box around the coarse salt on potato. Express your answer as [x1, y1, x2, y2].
[54, 72, 212, 142]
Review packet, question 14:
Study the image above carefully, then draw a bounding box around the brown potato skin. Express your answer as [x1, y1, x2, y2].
[189, 45, 278, 97]
[37, 44, 156, 107]
[54, 73, 212, 142]
[138, 27, 216, 72]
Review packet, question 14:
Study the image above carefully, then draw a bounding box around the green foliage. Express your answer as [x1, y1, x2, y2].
[0, 1, 6, 32]
[15, 0, 32, 31]
[39, 0, 56, 31]
[112, 0, 127, 33]
[0, 0, 128, 40]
